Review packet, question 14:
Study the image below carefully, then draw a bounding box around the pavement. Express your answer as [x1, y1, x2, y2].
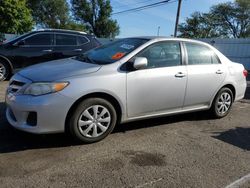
[0, 81, 250, 188]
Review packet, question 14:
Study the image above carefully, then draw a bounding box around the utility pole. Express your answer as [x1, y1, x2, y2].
[174, 0, 182, 37]
[157, 26, 160, 36]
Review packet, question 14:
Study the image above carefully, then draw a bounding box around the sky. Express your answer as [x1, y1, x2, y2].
[110, 0, 233, 38]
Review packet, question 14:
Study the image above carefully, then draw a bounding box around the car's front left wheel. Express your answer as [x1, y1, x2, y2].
[0, 61, 10, 81]
[69, 98, 117, 143]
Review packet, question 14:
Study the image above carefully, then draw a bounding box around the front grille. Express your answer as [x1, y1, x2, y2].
[8, 80, 26, 94]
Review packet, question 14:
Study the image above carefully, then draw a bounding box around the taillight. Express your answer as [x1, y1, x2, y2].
[243, 69, 248, 77]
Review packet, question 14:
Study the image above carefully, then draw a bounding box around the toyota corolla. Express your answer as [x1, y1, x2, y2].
[5, 37, 247, 143]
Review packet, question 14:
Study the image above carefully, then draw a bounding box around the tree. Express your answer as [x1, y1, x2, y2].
[178, 0, 250, 38]
[178, 12, 220, 38]
[64, 21, 87, 31]
[71, 0, 120, 38]
[27, 0, 70, 29]
[0, 0, 33, 34]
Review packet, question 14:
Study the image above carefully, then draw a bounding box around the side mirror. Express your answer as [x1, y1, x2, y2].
[133, 57, 148, 70]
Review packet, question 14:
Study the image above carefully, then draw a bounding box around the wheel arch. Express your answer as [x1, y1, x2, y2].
[0, 55, 14, 73]
[211, 83, 236, 107]
[65, 92, 123, 132]
[221, 84, 236, 101]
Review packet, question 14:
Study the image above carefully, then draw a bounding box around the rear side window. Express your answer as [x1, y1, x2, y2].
[24, 34, 53, 46]
[186, 43, 220, 65]
[56, 34, 77, 46]
[77, 36, 88, 45]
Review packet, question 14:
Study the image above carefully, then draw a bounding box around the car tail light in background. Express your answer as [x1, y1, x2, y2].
[243, 69, 248, 77]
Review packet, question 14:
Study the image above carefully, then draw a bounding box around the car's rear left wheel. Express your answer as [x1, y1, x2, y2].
[69, 98, 117, 143]
[211, 87, 233, 118]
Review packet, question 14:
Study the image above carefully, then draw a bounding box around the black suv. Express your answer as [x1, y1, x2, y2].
[0, 29, 101, 81]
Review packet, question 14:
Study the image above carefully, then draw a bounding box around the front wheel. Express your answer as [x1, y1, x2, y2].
[211, 88, 233, 118]
[69, 98, 117, 143]
[0, 61, 10, 81]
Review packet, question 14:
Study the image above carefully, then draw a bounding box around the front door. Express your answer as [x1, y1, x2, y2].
[12, 32, 54, 69]
[127, 41, 187, 118]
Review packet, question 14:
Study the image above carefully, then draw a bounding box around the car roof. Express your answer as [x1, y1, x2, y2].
[128, 36, 212, 46]
[34, 29, 93, 36]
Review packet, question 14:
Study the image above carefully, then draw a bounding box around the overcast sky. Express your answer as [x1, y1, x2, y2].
[110, 0, 233, 37]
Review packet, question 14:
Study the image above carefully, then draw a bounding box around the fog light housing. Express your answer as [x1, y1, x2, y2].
[26, 112, 37, 126]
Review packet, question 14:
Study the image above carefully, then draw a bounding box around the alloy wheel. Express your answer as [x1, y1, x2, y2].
[216, 92, 232, 115]
[78, 105, 111, 138]
[0, 63, 6, 80]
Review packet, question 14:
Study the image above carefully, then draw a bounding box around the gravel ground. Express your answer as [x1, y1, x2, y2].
[0, 81, 249, 188]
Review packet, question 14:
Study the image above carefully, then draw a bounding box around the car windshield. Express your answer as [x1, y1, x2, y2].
[76, 38, 149, 64]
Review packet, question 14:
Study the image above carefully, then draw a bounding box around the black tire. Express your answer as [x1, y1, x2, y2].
[69, 98, 117, 143]
[210, 87, 233, 118]
[0, 60, 10, 81]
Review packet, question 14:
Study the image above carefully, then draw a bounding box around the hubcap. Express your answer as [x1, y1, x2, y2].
[78, 105, 111, 138]
[0, 63, 6, 80]
[217, 92, 231, 115]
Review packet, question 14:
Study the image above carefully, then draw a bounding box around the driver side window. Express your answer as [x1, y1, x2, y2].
[137, 42, 181, 68]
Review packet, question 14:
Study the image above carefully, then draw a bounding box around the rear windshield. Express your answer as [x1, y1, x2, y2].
[76, 38, 149, 65]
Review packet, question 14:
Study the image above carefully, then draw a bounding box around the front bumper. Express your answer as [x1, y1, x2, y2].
[5, 92, 75, 134]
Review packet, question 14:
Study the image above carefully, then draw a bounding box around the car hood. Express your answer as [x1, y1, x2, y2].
[18, 58, 101, 82]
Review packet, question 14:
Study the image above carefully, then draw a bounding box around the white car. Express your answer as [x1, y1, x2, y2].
[6, 37, 248, 143]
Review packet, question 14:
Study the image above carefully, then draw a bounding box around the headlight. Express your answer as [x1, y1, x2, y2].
[23, 82, 69, 96]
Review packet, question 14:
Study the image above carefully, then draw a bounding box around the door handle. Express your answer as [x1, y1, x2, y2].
[73, 49, 82, 52]
[216, 70, 223, 74]
[42, 49, 53, 53]
[175, 72, 186, 78]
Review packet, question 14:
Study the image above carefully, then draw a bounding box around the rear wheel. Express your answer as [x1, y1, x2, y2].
[211, 87, 233, 118]
[0, 61, 10, 81]
[69, 98, 117, 143]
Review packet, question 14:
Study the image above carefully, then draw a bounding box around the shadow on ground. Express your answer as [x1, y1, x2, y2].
[213, 127, 250, 151]
[244, 86, 250, 100]
[0, 101, 215, 154]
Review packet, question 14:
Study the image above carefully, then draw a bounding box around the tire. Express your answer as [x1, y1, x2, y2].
[0, 61, 10, 81]
[69, 98, 117, 143]
[210, 87, 233, 118]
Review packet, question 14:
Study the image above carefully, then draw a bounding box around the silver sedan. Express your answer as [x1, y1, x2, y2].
[5, 37, 248, 143]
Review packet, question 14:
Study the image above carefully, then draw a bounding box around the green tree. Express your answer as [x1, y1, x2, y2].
[64, 20, 87, 31]
[27, 0, 70, 29]
[28, 0, 86, 31]
[178, 12, 220, 38]
[0, 0, 33, 34]
[71, 0, 120, 38]
[178, 0, 250, 38]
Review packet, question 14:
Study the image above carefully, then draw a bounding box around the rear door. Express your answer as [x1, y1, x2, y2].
[53, 33, 89, 59]
[183, 42, 226, 108]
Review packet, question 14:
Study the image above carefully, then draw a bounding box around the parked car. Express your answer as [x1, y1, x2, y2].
[5, 37, 248, 143]
[0, 29, 101, 81]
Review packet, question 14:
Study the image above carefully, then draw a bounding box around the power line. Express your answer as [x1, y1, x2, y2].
[112, 0, 175, 15]
[112, 0, 156, 10]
